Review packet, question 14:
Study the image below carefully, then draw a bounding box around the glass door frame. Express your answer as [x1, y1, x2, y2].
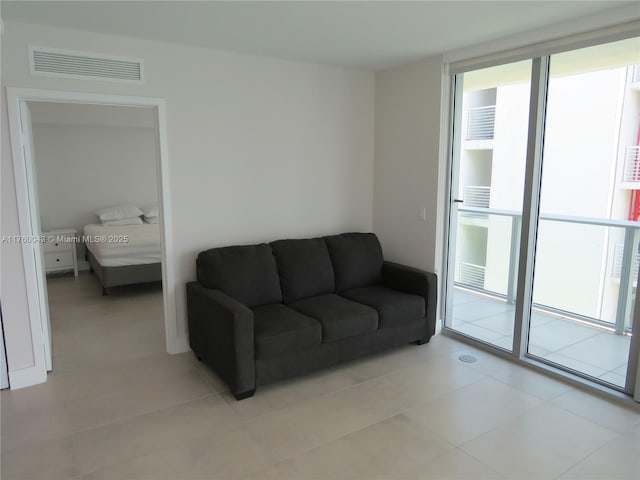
[443, 45, 640, 400]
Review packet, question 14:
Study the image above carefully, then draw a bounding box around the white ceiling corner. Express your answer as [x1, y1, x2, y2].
[1, 1, 638, 70]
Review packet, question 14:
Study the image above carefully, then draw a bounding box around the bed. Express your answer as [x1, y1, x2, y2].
[84, 223, 162, 294]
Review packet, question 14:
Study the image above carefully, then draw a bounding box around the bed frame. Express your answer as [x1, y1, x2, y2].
[86, 249, 162, 295]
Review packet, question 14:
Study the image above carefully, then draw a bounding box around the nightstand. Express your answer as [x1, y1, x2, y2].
[42, 228, 78, 276]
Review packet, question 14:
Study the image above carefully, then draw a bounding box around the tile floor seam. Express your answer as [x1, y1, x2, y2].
[489, 374, 569, 402]
[548, 345, 627, 371]
[65, 390, 216, 437]
[549, 429, 630, 480]
[246, 408, 460, 477]
[67, 391, 222, 436]
[550, 401, 640, 433]
[455, 439, 515, 479]
[5, 276, 636, 480]
[450, 446, 507, 479]
[73, 401, 256, 477]
[223, 345, 459, 424]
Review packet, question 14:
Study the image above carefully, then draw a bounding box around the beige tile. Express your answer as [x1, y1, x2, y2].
[1, 399, 72, 453]
[4, 273, 637, 480]
[249, 414, 455, 480]
[450, 346, 525, 380]
[191, 360, 229, 392]
[245, 458, 302, 479]
[243, 375, 414, 461]
[245, 358, 484, 462]
[460, 404, 619, 479]
[189, 428, 277, 479]
[381, 354, 487, 401]
[551, 388, 640, 433]
[0, 436, 79, 480]
[254, 449, 506, 480]
[85, 427, 275, 480]
[559, 428, 640, 479]
[220, 365, 363, 419]
[65, 367, 214, 431]
[489, 365, 572, 401]
[417, 332, 470, 356]
[29, 362, 129, 405]
[409, 449, 506, 479]
[1, 379, 69, 423]
[341, 345, 429, 383]
[404, 377, 542, 445]
[72, 394, 241, 474]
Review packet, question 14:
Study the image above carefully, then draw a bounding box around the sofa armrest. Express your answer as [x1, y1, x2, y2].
[187, 282, 255, 396]
[382, 261, 438, 337]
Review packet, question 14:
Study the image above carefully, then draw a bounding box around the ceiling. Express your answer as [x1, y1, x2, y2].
[1, 1, 637, 70]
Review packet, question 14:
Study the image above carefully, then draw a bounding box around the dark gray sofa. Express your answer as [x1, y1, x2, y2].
[187, 232, 437, 399]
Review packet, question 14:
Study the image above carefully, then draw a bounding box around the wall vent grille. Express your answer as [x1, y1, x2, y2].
[30, 47, 144, 83]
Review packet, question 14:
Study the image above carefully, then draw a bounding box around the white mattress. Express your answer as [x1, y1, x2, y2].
[84, 223, 161, 267]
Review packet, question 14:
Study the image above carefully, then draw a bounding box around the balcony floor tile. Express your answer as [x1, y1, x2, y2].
[448, 288, 631, 389]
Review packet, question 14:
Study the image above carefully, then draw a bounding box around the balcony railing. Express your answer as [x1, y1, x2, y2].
[461, 186, 491, 219]
[623, 146, 640, 183]
[455, 205, 640, 334]
[463, 186, 491, 208]
[466, 105, 496, 141]
[612, 243, 640, 281]
[459, 262, 486, 289]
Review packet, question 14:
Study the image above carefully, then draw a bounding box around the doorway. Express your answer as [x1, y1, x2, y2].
[6, 88, 177, 389]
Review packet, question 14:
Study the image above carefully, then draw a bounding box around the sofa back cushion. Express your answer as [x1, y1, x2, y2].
[324, 233, 384, 291]
[197, 244, 282, 307]
[270, 238, 335, 303]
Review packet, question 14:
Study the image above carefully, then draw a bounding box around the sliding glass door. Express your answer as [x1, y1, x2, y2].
[445, 36, 640, 394]
[528, 39, 640, 388]
[446, 60, 531, 351]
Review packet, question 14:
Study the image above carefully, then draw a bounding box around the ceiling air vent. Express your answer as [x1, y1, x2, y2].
[29, 47, 144, 83]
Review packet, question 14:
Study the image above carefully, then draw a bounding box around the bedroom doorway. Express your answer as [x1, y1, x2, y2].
[6, 88, 178, 389]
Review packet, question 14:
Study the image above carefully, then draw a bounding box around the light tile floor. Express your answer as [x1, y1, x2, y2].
[1, 273, 639, 479]
[450, 288, 633, 387]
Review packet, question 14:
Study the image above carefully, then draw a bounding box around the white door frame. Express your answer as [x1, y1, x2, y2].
[6, 87, 179, 389]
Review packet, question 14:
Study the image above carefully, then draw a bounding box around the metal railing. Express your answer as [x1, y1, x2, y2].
[459, 262, 486, 289]
[463, 186, 491, 208]
[456, 204, 640, 334]
[613, 243, 640, 281]
[466, 105, 496, 140]
[623, 146, 640, 182]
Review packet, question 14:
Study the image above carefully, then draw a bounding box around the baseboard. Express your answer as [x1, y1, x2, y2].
[8, 363, 46, 389]
[168, 335, 190, 354]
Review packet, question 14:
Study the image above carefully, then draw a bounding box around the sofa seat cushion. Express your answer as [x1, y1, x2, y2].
[341, 286, 425, 329]
[253, 304, 322, 360]
[270, 238, 335, 303]
[290, 294, 378, 342]
[324, 233, 384, 291]
[197, 244, 282, 308]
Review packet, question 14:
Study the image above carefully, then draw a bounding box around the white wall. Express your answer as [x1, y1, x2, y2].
[1, 21, 374, 380]
[31, 108, 159, 265]
[373, 55, 446, 274]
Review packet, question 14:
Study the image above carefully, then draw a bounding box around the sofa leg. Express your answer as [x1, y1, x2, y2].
[415, 337, 430, 345]
[233, 388, 256, 400]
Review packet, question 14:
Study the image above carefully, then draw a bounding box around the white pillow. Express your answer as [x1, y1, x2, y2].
[142, 206, 159, 218]
[101, 217, 143, 226]
[143, 216, 159, 224]
[96, 205, 143, 222]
